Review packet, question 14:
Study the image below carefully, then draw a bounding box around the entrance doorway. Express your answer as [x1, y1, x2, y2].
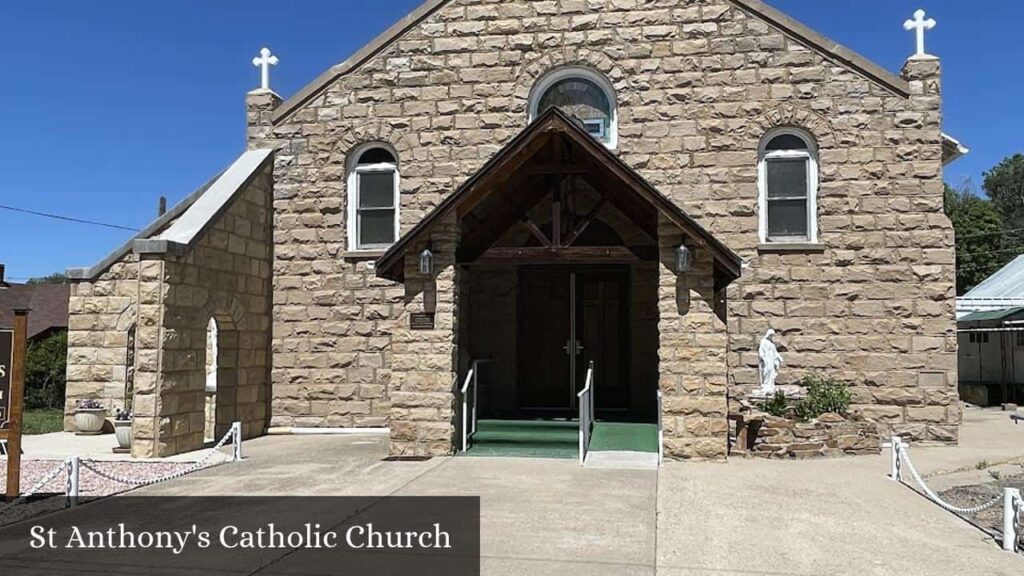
[517, 267, 629, 417]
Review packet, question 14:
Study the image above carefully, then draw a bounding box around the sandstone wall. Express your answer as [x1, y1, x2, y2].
[66, 161, 273, 458]
[658, 216, 730, 459]
[65, 259, 141, 428]
[136, 165, 274, 456]
[257, 0, 958, 452]
[752, 413, 881, 459]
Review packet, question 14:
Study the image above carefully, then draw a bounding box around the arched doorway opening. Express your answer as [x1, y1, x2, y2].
[203, 314, 239, 444]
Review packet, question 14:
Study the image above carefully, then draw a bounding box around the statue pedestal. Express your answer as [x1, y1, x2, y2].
[749, 385, 806, 401]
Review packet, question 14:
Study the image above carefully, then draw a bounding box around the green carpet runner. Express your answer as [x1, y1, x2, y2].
[461, 419, 658, 459]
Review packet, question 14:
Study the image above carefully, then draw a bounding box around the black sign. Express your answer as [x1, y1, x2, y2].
[410, 313, 435, 330]
[0, 496, 481, 575]
[0, 330, 11, 428]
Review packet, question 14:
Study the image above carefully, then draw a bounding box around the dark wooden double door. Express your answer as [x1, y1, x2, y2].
[517, 267, 629, 415]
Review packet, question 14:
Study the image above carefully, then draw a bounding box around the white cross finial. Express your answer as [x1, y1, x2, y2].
[252, 47, 279, 91]
[903, 9, 936, 58]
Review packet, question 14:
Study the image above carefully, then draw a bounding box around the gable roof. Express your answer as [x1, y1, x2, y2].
[963, 255, 1024, 301]
[942, 132, 970, 165]
[134, 149, 273, 256]
[0, 283, 70, 339]
[375, 107, 744, 282]
[67, 149, 273, 281]
[273, 0, 915, 124]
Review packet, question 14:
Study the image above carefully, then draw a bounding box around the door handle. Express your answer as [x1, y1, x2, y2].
[563, 340, 583, 356]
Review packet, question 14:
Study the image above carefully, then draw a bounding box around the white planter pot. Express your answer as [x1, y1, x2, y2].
[74, 408, 107, 435]
[114, 420, 132, 448]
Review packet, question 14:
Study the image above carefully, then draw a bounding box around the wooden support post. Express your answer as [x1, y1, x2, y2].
[3, 308, 28, 502]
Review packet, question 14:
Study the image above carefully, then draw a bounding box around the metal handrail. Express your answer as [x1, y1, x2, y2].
[460, 360, 486, 452]
[460, 367, 475, 453]
[657, 390, 664, 465]
[577, 361, 595, 465]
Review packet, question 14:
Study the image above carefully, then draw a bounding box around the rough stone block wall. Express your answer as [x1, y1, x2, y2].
[658, 216, 729, 460]
[752, 413, 881, 459]
[138, 165, 274, 456]
[65, 260, 141, 429]
[131, 260, 168, 457]
[389, 223, 459, 456]
[257, 0, 958, 447]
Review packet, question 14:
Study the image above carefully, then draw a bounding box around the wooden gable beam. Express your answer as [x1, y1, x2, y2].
[522, 217, 551, 247]
[465, 246, 641, 266]
[563, 194, 610, 247]
[455, 131, 552, 219]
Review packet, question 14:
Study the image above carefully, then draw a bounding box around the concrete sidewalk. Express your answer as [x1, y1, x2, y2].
[126, 409, 1024, 575]
[16, 431, 232, 464]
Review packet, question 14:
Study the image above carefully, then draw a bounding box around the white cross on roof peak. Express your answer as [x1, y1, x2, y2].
[903, 9, 937, 58]
[252, 47, 279, 92]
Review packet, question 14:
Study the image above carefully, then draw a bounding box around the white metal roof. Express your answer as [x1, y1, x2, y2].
[957, 255, 1024, 317]
[964, 255, 1024, 299]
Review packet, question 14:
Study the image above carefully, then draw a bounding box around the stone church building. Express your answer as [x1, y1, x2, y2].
[65, 0, 966, 460]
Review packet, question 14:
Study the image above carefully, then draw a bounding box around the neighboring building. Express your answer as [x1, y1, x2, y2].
[955, 256, 1024, 407]
[0, 280, 70, 342]
[956, 254, 1024, 318]
[66, 0, 965, 459]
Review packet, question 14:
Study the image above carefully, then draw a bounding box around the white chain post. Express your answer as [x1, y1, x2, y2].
[1003, 488, 1021, 552]
[231, 421, 242, 461]
[889, 436, 902, 482]
[67, 456, 80, 507]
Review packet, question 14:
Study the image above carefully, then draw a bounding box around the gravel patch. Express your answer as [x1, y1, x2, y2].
[0, 457, 222, 527]
[937, 472, 1024, 553]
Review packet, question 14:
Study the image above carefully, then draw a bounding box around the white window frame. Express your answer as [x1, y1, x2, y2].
[346, 144, 400, 252]
[528, 66, 618, 150]
[757, 127, 819, 244]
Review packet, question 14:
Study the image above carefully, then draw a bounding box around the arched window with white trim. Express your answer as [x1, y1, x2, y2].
[758, 129, 819, 244]
[529, 67, 618, 148]
[347, 145, 400, 251]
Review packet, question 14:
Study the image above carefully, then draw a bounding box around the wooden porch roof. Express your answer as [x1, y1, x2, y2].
[375, 108, 743, 282]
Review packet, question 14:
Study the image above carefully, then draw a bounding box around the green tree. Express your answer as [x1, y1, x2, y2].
[24, 330, 67, 409]
[946, 184, 1008, 294]
[26, 272, 67, 285]
[983, 154, 1024, 230]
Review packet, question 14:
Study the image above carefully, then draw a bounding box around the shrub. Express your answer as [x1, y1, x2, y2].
[25, 330, 67, 410]
[794, 373, 852, 421]
[761, 390, 790, 418]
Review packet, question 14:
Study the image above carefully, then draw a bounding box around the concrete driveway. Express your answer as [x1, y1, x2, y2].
[130, 409, 1024, 576]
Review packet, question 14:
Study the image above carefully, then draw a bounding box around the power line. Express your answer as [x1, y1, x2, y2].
[956, 226, 1024, 242]
[957, 245, 1024, 260]
[0, 203, 140, 232]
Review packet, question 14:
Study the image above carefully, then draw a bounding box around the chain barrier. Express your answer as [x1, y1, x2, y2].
[896, 441, 1004, 514]
[80, 422, 238, 488]
[1, 422, 241, 517]
[0, 459, 69, 517]
[890, 437, 1021, 553]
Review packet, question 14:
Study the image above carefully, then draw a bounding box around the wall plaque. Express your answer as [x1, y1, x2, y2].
[410, 313, 435, 331]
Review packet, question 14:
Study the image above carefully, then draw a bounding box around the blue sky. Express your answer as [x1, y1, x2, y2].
[0, 1, 1019, 280]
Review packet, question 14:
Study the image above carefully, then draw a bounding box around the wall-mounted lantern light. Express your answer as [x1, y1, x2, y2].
[675, 245, 692, 273]
[419, 247, 434, 276]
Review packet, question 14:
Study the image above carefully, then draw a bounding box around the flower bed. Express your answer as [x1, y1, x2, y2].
[752, 412, 881, 459]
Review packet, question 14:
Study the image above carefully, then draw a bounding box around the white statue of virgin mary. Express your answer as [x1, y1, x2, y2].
[758, 329, 783, 394]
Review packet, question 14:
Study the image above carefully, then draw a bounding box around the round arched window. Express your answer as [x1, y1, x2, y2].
[758, 128, 819, 244]
[530, 67, 617, 148]
[347, 144, 400, 251]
